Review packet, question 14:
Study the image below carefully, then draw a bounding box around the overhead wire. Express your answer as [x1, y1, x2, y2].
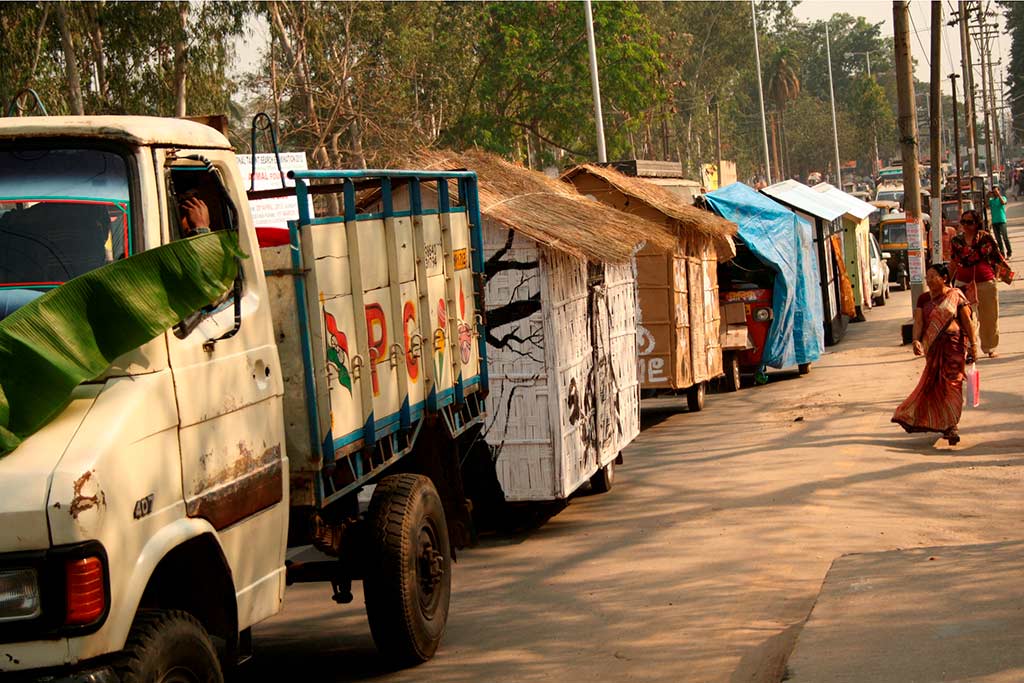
[908, 1, 931, 68]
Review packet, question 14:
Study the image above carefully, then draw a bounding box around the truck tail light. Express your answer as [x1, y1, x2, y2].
[65, 557, 106, 626]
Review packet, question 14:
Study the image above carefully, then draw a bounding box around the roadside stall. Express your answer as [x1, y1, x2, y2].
[395, 150, 674, 505]
[703, 183, 824, 381]
[813, 183, 878, 321]
[562, 164, 739, 407]
[762, 180, 850, 346]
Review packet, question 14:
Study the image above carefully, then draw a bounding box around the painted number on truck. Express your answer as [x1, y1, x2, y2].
[133, 494, 154, 520]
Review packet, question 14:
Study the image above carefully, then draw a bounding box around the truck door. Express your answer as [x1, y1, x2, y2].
[158, 150, 286, 611]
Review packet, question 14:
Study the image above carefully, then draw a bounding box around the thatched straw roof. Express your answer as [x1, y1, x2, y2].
[400, 149, 675, 263]
[562, 164, 738, 255]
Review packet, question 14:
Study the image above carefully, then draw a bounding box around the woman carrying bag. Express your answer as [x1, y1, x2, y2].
[949, 209, 1012, 358]
[892, 263, 977, 445]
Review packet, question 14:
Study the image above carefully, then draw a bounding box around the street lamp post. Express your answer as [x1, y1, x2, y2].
[848, 50, 882, 173]
[751, 0, 772, 184]
[826, 21, 843, 187]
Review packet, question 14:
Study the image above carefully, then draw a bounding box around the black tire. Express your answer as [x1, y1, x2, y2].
[589, 460, 615, 494]
[364, 474, 451, 666]
[686, 382, 706, 412]
[798, 363, 811, 375]
[723, 353, 741, 393]
[116, 610, 223, 683]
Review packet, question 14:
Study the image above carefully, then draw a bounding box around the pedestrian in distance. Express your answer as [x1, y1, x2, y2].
[949, 209, 1011, 358]
[987, 186, 1011, 258]
[892, 263, 977, 446]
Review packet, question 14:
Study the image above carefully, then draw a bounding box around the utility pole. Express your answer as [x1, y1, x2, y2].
[715, 97, 723, 188]
[751, 0, 772, 184]
[974, 1, 995, 187]
[825, 21, 843, 187]
[958, 2, 979, 177]
[583, 0, 607, 163]
[950, 73, 964, 214]
[894, 1, 924, 307]
[930, 0, 943, 265]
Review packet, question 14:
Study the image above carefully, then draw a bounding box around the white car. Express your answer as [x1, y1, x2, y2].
[869, 233, 891, 306]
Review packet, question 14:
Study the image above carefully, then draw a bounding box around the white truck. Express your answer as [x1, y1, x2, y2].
[0, 116, 487, 681]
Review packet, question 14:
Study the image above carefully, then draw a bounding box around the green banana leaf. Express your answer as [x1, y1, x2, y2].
[0, 231, 245, 457]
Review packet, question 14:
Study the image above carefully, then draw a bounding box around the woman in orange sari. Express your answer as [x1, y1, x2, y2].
[892, 263, 977, 445]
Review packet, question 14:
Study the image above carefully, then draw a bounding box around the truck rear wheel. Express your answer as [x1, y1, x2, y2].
[686, 382, 706, 412]
[116, 609, 223, 683]
[364, 473, 451, 666]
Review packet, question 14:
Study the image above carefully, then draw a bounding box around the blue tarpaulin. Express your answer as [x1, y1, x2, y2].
[705, 183, 824, 369]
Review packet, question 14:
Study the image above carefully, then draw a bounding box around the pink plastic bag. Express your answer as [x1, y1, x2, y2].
[964, 363, 980, 408]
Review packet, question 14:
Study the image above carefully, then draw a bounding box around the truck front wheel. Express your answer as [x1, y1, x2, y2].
[116, 610, 223, 683]
[364, 473, 451, 666]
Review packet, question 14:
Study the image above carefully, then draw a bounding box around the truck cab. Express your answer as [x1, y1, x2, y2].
[0, 117, 485, 681]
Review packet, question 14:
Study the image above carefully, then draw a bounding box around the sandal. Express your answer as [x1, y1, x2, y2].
[944, 429, 960, 446]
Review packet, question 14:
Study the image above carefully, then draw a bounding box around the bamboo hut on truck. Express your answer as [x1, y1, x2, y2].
[381, 150, 674, 509]
[562, 164, 739, 409]
[813, 183, 879, 320]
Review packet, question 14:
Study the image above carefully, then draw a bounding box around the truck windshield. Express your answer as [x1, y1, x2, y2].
[0, 148, 131, 290]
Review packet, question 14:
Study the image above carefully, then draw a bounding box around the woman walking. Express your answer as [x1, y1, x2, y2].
[949, 209, 1010, 357]
[892, 263, 977, 445]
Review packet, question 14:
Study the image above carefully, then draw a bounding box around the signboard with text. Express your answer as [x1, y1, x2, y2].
[236, 152, 310, 228]
[906, 218, 925, 284]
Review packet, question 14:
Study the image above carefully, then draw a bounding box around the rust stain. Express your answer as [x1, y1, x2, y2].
[195, 443, 280, 494]
[69, 470, 106, 520]
[187, 444, 283, 530]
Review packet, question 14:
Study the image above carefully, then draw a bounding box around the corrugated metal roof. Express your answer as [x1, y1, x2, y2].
[761, 180, 845, 221]
[812, 183, 878, 220]
[0, 116, 232, 149]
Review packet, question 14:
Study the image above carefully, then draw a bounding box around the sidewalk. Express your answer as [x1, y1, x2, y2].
[782, 201, 1024, 682]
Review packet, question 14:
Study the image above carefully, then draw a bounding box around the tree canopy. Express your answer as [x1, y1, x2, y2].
[0, 1, 928, 181]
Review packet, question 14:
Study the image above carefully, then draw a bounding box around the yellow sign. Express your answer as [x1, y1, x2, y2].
[453, 248, 468, 271]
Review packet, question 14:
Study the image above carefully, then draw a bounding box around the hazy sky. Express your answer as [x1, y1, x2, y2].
[792, 0, 1011, 97]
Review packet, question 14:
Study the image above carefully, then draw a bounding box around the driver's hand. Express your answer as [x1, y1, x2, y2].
[180, 197, 211, 234]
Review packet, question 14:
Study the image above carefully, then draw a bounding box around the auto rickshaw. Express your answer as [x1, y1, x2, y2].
[877, 210, 930, 290]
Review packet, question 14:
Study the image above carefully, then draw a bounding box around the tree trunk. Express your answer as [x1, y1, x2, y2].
[269, 0, 338, 213]
[85, 2, 107, 106]
[769, 112, 781, 182]
[26, 5, 51, 87]
[779, 109, 791, 180]
[172, 2, 188, 117]
[55, 2, 85, 115]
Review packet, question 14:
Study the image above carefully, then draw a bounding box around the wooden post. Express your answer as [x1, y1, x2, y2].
[975, 1, 995, 188]
[894, 2, 924, 307]
[950, 73, 964, 214]
[929, 0, 943, 264]
[959, 2, 978, 177]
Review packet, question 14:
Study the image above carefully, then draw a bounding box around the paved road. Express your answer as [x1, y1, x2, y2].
[244, 202, 1024, 682]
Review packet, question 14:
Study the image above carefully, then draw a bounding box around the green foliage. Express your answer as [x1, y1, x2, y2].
[0, 1, 248, 118]
[1000, 0, 1024, 146]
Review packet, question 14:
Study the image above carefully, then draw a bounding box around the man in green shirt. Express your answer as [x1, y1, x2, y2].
[988, 186, 1011, 257]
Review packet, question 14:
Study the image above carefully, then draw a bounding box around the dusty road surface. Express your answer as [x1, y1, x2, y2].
[245, 203, 1024, 682]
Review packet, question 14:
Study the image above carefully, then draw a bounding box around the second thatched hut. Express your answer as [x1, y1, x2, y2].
[562, 164, 739, 410]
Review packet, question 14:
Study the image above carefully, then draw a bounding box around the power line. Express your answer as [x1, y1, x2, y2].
[908, 1, 931, 67]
